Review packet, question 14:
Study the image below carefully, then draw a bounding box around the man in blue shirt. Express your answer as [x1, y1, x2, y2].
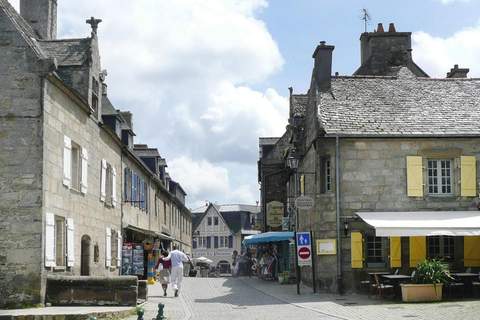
[163, 245, 191, 297]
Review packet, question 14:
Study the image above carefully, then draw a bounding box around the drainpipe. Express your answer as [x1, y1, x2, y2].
[120, 150, 124, 276]
[335, 135, 343, 293]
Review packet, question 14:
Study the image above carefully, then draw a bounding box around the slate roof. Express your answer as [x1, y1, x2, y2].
[133, 144, 161, 158]
[191, 203, 258, 233]
[38, 38, 91, 66]
[291, 94, 309, 117]
[0, 0, 47, 59]
[101, 95, 118, 115]
[318, 67, 480, 137]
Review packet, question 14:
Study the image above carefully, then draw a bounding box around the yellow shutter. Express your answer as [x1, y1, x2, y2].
[461, 156, 477, 197]
[351, 232, 363, 269]
[464, 236, 480, 267]
[300, 174, 305, 195]
[409, 236, 426, 267]
[406, 156, 423, 197]
[390, 237, 402, 268]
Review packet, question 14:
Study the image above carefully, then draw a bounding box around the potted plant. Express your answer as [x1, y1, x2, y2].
[401, 259, 452, 302]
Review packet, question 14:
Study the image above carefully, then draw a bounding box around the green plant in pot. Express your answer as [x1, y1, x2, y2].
[401, 259, 453, 302]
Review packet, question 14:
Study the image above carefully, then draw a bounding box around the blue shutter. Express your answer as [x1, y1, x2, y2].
[228, 236, 233, 248]
[214, 236, 219, 248]
[207, 237, 211, 248]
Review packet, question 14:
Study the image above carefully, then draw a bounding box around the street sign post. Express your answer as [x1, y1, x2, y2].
[296, 232, 312, 266]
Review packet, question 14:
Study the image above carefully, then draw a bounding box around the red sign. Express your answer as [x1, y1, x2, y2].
[298, 247, 311, 260]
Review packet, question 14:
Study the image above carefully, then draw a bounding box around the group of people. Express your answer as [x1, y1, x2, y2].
[154, 245, 192, 297]
[231, 245, 279, 280]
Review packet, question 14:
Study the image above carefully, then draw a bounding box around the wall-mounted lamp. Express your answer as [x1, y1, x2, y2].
[343, 221, 349, 236]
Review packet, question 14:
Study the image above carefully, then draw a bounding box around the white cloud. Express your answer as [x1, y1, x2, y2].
[413, 24, 480, 77]
[435, 0, 472, 4]
[7, 0, 287, 207]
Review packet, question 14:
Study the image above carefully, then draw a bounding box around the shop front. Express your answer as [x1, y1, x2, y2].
[243, 231, 295, 282]
[351, 211, 480, 282]
[122, 225, 174, 282]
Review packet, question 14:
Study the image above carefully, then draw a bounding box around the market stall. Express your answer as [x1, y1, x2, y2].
[243, 232, 295, 282]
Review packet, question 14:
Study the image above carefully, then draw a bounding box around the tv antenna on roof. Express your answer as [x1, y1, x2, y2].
[361, 8, 371, 33]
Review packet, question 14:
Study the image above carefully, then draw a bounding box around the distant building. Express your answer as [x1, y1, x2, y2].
[191, 203, 260, 271]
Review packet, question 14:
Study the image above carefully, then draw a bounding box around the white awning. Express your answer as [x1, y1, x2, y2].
[356, 211, 480, 237]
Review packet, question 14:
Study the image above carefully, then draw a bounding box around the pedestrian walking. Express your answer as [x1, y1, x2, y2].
[155, 250, 171, 297]
[163, 245, 191, 297]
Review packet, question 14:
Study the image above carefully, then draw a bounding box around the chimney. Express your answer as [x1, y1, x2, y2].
[357, 23, 415, 75]
[446, 64, 469, 78]
[20, 0, 57, 40]
[312, 41, 335, 92]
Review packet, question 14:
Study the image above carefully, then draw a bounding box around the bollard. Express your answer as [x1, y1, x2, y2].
[137, 307, 145, 320]
[155, 303, 165, 320]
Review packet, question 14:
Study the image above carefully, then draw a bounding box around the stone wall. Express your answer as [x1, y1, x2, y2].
[302, 137, 480, 293]
[0, 9, 45, 307]
[46, 275, 138, 306]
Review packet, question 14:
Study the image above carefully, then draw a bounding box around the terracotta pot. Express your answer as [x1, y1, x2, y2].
[400, 283, 443, 302]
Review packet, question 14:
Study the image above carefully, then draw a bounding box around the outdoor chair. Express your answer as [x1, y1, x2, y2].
[472, 274, 480, 297]
[445, 281, 465, 299]
[371, 274, 394, 299]
[360, 278, 371, 295]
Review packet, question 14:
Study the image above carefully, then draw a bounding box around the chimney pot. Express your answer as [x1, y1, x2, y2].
[312, 42, 335, 92]
[377, 23, 384, 33]
[388, 23, 396, 32]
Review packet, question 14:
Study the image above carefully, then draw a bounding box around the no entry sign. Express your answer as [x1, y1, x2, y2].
[296, 232, 312, 267]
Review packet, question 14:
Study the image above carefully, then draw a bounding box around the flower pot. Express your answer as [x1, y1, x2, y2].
[400, 283, 443, 302]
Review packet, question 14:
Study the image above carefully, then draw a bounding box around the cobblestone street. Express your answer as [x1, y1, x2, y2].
[135, 277, 480, 320]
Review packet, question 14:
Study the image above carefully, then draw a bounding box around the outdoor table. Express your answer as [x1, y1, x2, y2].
[451, 273, 479, 296]
[381, 274, 411, 299]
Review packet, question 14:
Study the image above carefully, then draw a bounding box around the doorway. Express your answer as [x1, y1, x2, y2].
[81, 235, 91, 276]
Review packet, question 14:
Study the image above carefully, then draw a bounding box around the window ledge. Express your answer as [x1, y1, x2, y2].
[53, 266, 67, 271]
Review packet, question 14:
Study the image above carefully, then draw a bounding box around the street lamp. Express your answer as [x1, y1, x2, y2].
[287, 151, 299, 169]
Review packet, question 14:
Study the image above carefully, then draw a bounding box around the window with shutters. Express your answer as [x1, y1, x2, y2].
[207, 217, 212, 226]
[70, 142, 82, 191]
[427, 236, 454, 261]
[111, 229, 118, 267]
[163, 202, 167, 224]
[427, 159, 453, 195]
[366, 236, 386, 267]
[55, 216, 66, 267]
[214, 217, 219, 225]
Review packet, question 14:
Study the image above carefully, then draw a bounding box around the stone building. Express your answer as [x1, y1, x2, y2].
[260, 23, 480, 293]
[191, 203, 260, 270]
[0, 0, 191, 307]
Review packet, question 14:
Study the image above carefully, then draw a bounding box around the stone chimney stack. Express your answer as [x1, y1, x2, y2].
[446, 64, 469, 78]
[20, 0, 57, 40]
[357, 23, 417, 76]
[312, 41, 335, 92]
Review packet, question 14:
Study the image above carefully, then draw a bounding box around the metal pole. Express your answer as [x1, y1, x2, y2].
[311, 230, 317, 293]
[335, 136, 343, 294]
[294, 169, 300, 295]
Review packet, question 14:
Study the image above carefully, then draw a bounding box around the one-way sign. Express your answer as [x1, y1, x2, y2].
[296, 231, 312, 267]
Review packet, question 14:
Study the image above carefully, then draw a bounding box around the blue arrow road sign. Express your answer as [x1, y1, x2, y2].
[296, 232, 310, 246]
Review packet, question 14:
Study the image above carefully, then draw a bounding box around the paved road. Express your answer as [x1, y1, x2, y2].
[139, 277, 340, 320]
[136, 277, 480, 320]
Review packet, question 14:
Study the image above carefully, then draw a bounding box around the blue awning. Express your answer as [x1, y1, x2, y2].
[243, 231, 294, 246]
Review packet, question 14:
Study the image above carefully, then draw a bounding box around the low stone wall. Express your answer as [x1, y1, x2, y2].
[46, 276, 138, 306]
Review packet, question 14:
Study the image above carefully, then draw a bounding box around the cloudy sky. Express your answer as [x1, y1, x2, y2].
[8, 0, 480, 208]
